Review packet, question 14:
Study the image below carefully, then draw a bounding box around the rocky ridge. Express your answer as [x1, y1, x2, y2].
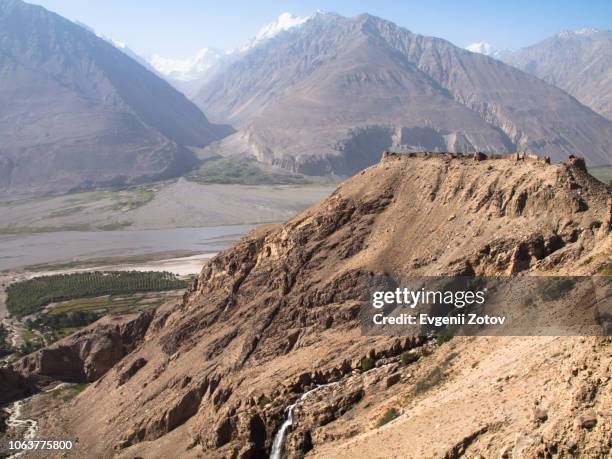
[4, 152, 610, 457]
[13, 312, 154, 386]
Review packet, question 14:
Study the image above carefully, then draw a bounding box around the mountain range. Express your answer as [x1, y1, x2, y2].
[147, 13, 310, 96]
[193, 13, 612, 176]
[149, 47, 227, 96]
[2, 2, 612, 195]
[73, 20, 161, 76]
[0, 0, 230, 195]
[502, 29, 612, 122]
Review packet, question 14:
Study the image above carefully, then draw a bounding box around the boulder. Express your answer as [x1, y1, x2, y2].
[385, 373, 401, 388]
[576, 412, 597, 429]
[533, 407, 548, 423]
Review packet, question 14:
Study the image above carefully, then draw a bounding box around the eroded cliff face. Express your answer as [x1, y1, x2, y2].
[10, 312, 154, 389]
[0, 366, 36, 406]
[33, 153, 610, 458]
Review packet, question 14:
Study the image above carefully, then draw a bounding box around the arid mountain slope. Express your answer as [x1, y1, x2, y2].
[24, 152, 611, 458]
[311, 333, 611, 459]
[0, 0, 230, 195]
[196, 13, 612, 174]
[504, 29, 612, 121]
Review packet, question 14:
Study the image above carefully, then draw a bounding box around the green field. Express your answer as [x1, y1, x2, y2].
[13, 251, 199, 273]
[0, 182, 170, 235]
[109, 183, 161, 212]
[7, 271, 188, 318]
[588, 165, 612, 185]
[47, 205, 87, 218]
[0, 222, 134, 235]
[48, 291, 177, 315]
[24, 290, 184, 344]
[186, 156, 311, 185]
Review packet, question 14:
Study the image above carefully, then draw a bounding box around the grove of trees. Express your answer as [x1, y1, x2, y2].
[6, 271, 187, 318]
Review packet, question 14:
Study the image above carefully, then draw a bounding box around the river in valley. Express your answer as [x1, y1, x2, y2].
[0, 225, 255, 271]
[4, 383, 73, 458]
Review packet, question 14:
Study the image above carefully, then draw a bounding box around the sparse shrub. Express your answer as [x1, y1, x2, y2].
[376, 408, 399, 427]
[521, 296, 535, 309]
[186, 156, 311, 185]
[590, 221, 602, 232]
[414, 367, 443, 395]
[0, 325, 10, 356]
[257, 394, 271, 408]
[361, 356, 374, 371]
[18, 340, 43, 356]
[436, 335, 452, 346]
[413, 352, 459, 396]
[598, 262, 612, 276]
[400, 351, 420, 366]
[49, 383, 88, 400]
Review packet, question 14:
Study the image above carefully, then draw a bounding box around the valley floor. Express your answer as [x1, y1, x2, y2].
[0, 180, 336, 234]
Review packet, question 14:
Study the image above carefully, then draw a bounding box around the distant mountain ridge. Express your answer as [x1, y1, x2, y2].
[194, 12, 612, 176]
[0, 0, 230, 195]
[148, 13, 310, 95]
[502, 29, 612, 121]
[72, 20, 154, 71]
[150, 48, 226, 83]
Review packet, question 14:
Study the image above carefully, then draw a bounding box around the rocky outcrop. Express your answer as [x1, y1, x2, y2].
[13, 311, 154, 384]
[117, 358, 148, 386]
[0, 366, 36, 406]
[0, 311, 153, 409]
[0, 407, 8, 433]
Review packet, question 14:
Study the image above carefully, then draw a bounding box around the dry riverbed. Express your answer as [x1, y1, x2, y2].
[0, 180, 335, 233]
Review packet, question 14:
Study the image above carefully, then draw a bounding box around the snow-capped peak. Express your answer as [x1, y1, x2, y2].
[465, 42, 513, 60]
[147, 12, 309, 84]
[239, 12, 309, 51]
[557, 28, 600, 38]
[255, 12, 308, 41]
[466, 42, 494, 55]
[105, 37, 126, 49]
[149, 48, 225, 82]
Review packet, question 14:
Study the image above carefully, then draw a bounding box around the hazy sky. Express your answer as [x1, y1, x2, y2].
[31, 0, 612, 58]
